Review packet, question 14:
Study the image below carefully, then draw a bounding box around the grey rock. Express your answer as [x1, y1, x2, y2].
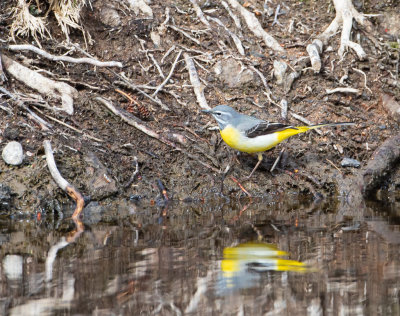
[214, 58, 255, 88]
[99, 6, 121, 27]
[2, 141, 24, 166]
[341, 158, 361, 168]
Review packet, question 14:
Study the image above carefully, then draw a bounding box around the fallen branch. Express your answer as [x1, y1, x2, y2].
[1, 54, 78, 114]
[8, 44, 123, 67]
[184, 53, 210, 110]
[44, 140, 85, 219]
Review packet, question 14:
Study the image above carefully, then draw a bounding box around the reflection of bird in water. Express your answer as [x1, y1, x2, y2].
[218, 241, 308, 293]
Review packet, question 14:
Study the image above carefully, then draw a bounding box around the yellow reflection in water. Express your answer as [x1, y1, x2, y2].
[221, 241, 309, 287]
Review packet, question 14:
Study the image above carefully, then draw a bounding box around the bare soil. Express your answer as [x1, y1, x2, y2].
[0, 0, 399, 214]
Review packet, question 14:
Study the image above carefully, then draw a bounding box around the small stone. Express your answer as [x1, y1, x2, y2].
[2, 141, 24, 166]
[99, 6, 121, 27]
[341, 158, 361, 168]
[214, 58, 255, 88]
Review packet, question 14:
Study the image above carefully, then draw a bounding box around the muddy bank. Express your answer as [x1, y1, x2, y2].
[0, 0, 399, 215]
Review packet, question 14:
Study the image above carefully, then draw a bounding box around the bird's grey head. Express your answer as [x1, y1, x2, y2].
[202, 105, 239, 130]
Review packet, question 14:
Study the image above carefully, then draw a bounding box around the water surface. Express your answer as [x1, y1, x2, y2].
[1, 197, 399, 315]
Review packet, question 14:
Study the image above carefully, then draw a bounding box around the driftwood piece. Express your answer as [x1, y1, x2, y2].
[44, 140, 84, 219]
[1, 55, 78, 114]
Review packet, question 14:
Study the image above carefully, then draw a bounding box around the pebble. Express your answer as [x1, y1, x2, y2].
[2, 141, 24, 166]
[341, 157, 361, 168]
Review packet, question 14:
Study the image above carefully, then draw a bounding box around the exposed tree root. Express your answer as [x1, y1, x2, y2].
[307, 0, 375, 72]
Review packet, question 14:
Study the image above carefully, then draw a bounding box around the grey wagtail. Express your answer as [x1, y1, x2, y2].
[202, 105, 354, 178]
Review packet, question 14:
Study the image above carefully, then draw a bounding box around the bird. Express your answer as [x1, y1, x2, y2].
[202, 105, 354, 178]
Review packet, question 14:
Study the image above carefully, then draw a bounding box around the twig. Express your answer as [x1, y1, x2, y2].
[326, 158, 342, 174]
[152, 50, 182, 97]
[184, 53, 210, 110]
[110, 70, 170, 110]
[43, 140, 85, 219]
[325, 87, 360, 94]
[149, 54, 164, 78]
[8, 44, 123, 67]
[156, 179, 169, 201]
[280, 99, 288, 120]
[306, 39, 323, 73]
[352, 67, 372, 94]
[290, 112, 322, 135]
[221, 1, 242, 30]
[249, 65, 271, 94]
[161, 45, 176, 64]
[271, 148, 285, 172]
[272, 4, 282, 26]
[189, 0, 210, 27]
[39, 110, 104, 142]
[0, 87, 52, 130]
[0, 104, 13, 115]
[230, 176, 252, 198]
[208, 16, 245, 55]
[167, 25, 201, 45]
[124, 156, 139, 188]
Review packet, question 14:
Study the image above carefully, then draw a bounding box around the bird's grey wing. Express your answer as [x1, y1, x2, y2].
[245, 121, 298, 138]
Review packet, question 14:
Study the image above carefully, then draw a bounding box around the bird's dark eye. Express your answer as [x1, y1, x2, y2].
[215, 112, 221, 116]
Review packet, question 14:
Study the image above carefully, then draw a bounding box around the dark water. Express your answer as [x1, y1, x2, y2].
[1, 197, 399, 315]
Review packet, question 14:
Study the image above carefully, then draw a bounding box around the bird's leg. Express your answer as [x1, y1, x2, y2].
[247, 153, 263, 179]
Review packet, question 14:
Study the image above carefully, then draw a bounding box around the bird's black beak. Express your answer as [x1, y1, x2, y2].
[201, 109, 211, 114]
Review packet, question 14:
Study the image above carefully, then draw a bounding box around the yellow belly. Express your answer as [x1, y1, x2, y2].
[219, 125, 282, 153]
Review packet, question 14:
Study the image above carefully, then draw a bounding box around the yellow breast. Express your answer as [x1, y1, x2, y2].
[220, 125, 241, 149]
